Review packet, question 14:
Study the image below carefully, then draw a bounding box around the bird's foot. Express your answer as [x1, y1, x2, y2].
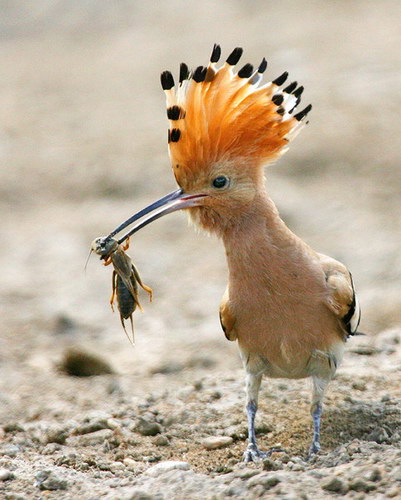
[243, 443, 284, 463]
[305, 441, 320, 461]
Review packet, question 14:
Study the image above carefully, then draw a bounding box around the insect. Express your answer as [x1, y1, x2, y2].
[91, 236, 153, 342]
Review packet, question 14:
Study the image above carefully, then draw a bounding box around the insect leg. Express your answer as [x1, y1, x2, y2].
[131, 264, 153, 301]
[110, 270, 117, 312]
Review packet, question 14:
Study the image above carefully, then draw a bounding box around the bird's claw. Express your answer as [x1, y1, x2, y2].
[243, 443, 284, 462]
[305, 441, 320, 461]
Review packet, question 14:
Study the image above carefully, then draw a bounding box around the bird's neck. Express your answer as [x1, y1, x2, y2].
[222, 190, 300, 285]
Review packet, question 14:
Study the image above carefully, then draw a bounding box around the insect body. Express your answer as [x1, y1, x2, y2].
[91, 237, 152, 341]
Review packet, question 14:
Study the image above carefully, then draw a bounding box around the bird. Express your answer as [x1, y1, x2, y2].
[106, 44, 361, 461]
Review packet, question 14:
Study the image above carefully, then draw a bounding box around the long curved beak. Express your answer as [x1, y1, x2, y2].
[107, 189, 207, 244]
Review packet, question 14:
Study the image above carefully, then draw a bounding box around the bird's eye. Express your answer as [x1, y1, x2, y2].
[212, 176, 229, 189]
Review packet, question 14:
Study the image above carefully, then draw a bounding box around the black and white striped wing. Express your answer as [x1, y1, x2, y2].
[342, 275, 361, 336]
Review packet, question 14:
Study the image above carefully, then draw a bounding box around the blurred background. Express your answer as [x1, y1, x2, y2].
[0, 0, 400, 417]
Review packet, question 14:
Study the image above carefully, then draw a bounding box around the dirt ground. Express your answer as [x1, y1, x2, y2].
[1, 1, 400, 499]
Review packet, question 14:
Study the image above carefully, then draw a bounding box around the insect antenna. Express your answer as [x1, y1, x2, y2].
[84, 248, 93, 273]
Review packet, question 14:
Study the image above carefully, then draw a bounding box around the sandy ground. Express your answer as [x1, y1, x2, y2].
[0, 1, 400, 498]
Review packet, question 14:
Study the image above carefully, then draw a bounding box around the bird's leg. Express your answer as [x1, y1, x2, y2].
[243, 371, 266, 462]
[307, 376, 329, 458]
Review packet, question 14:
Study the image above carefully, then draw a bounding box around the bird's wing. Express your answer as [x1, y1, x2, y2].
[219, 287, 237, 341]
[318, 253, 361, 336]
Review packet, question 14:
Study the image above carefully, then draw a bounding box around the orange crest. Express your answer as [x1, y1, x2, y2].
[161, 45, 312, 186]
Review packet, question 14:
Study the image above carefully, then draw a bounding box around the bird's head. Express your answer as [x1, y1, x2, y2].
[108, 45, 311, 242]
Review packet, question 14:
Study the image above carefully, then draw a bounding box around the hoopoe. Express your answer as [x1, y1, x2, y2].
[105, 45, 361, 460]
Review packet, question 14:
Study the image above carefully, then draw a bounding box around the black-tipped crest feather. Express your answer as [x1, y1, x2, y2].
[258, 58, 267, 74]
[226, 47, 243, 65]
[210, 44, 221, 63]
[238, 63, 254, 79]
[272, 71, 288, 86]
[293, 86, 304, 98]
[179, 63, 189, 83]
[193, 66, 207, 82]
[161, 71, 175, 90]
[294, 104, 312, 121]
[170, 128, 181, 142]
[284, 81, 297, 93]
[272, 94, 284, 105]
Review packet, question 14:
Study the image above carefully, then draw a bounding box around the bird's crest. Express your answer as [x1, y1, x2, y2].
[161, 44, 312, 184]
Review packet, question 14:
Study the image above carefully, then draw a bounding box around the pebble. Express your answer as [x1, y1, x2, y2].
[0, 468, 15, 481]
[202, 436, 233, 450]
[123, 458, 138, 470]
[349, 478, 376, 493]
[248, 473, 281, 489]
[234, 468, 260, 479]
[74, 418, 109, 435]
[70, 428, 113, 446]
[144, 461, 191, 476]
[362, 467, 382, 482]
[45, 425, 68, 444]
[35, 470, 68, 491]
[387, 486, 401, 498]
[352, 381, 367, 391]
[262, 458, 282, 471]
[0, 445, 20, 457]
[320, 476, 348, 494]
[2, 423, 25, 433]
[153, 435, 169, 446]
[135, 419, 163, 437]
[366, 427, 389, 444]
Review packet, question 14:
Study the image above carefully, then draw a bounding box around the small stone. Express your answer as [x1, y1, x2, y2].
[0, 469, 15, 481]
[362, 467, 382, 482]
[381, 394, 391, 402]
[74, 419, 109, 435]
[387, 486, 401, 498]
[224, 425, 247, 440]
[35, 470, 68, 491]
[366, 427, 389, 444]
[349, 478, 376, 492]
[262, 458, 281, 471]
[106, 418, 120, 430]
[144, 461, 191, 476]
[352, 381, 367, 391]
[234, 468, 260, 479]
[3, 423, 24, 433]
[291, 463, 305, 471]
[135, 418, 162, 437]
[71, 429, 113, 446]
[202, 436, 233, 450]
[45, 425, 68, 444]
[347, 440, 361, 454]
[124, 458, 138, 470]
[0, 445, 20, 457]
[153, 435, 169, 446]
[321, 476, 348, 493]
[248, 473, 281, 489]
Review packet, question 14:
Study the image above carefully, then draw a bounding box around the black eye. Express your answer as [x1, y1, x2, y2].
[212, 176, 228, 189]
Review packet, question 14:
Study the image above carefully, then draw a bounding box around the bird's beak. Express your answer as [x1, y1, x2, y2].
[108, 188, 207, 244]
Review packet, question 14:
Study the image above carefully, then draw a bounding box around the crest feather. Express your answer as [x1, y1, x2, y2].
[161, 45, 312, 181]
